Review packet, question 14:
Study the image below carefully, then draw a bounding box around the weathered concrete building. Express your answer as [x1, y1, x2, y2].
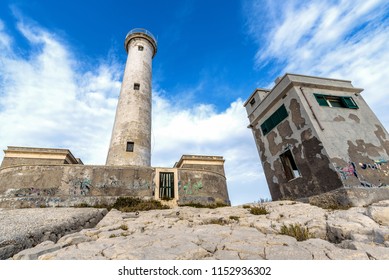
[0, 146, 83, 168]
[244, 73, 389, 206]
[0, 29, 230, 208]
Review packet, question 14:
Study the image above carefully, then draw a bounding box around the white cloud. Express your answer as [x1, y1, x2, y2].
[151, 91, 267, 204]
[0, 17, 268, 205]
[0, 19, 121, 164]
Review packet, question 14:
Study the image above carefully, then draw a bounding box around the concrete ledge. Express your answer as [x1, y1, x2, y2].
[304, 186, 389, 208]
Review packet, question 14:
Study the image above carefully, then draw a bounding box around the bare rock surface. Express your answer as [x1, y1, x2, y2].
[0, 207, 107, 259]
[9, 200, 389, 260]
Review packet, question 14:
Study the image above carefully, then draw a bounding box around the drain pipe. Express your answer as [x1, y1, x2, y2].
[300, 86, 324, 131]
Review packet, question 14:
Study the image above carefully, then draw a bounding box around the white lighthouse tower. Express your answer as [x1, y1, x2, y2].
[106, 28, 157, 166]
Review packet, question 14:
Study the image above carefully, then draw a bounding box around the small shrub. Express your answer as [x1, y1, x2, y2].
[242, 205, 251, 209]
[180, 202, 228, 209]
[279, 223, 314, 241]
[75, 202, 90, 208]
[249, 206, 269, 215]
[112, 197, 169, 212]
[119, 224, 128, 231]
[205, 218, 229, 225]
[229, 216, 240, 221]
[109, 234, 117, 238]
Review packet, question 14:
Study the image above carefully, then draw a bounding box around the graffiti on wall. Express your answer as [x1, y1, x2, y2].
[336, 162, 358, 180]
[14, 187, 57, 197]
[70, 178, 92, 196]
[179, 179, 203, 195]
[335, 159, 388, 188]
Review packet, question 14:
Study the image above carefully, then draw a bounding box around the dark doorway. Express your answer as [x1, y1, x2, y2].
[159, 172, 174, 199]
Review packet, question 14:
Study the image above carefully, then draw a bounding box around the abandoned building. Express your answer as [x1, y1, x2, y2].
[244, 73, 389, 206]
[0, 28, 230, 208]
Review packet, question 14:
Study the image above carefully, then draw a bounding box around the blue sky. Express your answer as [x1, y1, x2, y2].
[0, 0, 388, 205]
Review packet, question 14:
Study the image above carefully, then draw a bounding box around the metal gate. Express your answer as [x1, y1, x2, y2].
[159, 172, 174, 199]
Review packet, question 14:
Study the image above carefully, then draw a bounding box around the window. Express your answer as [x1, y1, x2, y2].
[250, 98, 256, 106]
[280, 149, 301, 181]
[134, 83, 140, 90]
[126, 141, 134, 152]
[314, 94, 358, 109]
[138, 45, 144, 51]
[260, 104, 288, 136]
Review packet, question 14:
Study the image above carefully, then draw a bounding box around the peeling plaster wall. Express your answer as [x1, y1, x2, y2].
[246, 74, 389, 202]
[250, 87, 342, 200]
[300, 86, 389, 188]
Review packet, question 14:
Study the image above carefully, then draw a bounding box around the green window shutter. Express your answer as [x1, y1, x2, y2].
[277, 104, 288, 119]
[261, 105, 288, 136]
[341, 97, 358, 109]
[314, 94, 329, 106]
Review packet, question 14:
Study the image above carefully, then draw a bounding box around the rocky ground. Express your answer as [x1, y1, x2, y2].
[6, 200, 389, 260]
[0, 207, 107, 259]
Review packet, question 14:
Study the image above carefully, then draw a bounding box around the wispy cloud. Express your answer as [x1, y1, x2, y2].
[246, 0, 389, 124]
[0, 18, 121, 163]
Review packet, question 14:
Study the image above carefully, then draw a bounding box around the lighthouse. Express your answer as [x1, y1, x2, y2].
[106, 28, 157, 166]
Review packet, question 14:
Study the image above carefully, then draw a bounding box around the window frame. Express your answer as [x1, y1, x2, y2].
[280, 149, 301, 181]
[314, 94, 358, 109]
[126, 141, 134, 152]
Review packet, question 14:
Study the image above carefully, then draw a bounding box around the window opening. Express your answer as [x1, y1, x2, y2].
[280, 149, 301, 181]
[138, 45, 144, 51]
[260, 104, 288, 136]
[126, 141, 134, 152]
[134, 83, 140, 90]
[159, 172, 174, 199]
[250, 98, 256, 106]
[314, 94, 358, 109]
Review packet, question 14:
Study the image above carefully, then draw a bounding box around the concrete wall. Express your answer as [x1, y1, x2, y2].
[298, 85, 389, 188]
[1, 157, 67, 168]
[245, 74, 389, 201]
[0, 164, 230, 208]
[177, 169, 230, 205]
[0, 165, 154, 208]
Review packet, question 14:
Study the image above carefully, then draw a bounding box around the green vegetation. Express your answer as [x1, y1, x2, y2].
[109, 234, 117, 238]
[204, 218, 230, 225]
[180, 202, 228, 209]
[74, 196, 170, 212]
[242, 205, 251, 209]
[249, 206, 270, 215]
[112, 197, 170, 212]
[119, 224, 128, 231]
[279, 223, 314, 241]
[229, 216, 240, 221]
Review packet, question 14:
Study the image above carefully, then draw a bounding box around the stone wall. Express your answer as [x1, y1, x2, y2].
[177, 169, 230, 205]
[0, 164, 154, 208]
[0, 164, 230, 208]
